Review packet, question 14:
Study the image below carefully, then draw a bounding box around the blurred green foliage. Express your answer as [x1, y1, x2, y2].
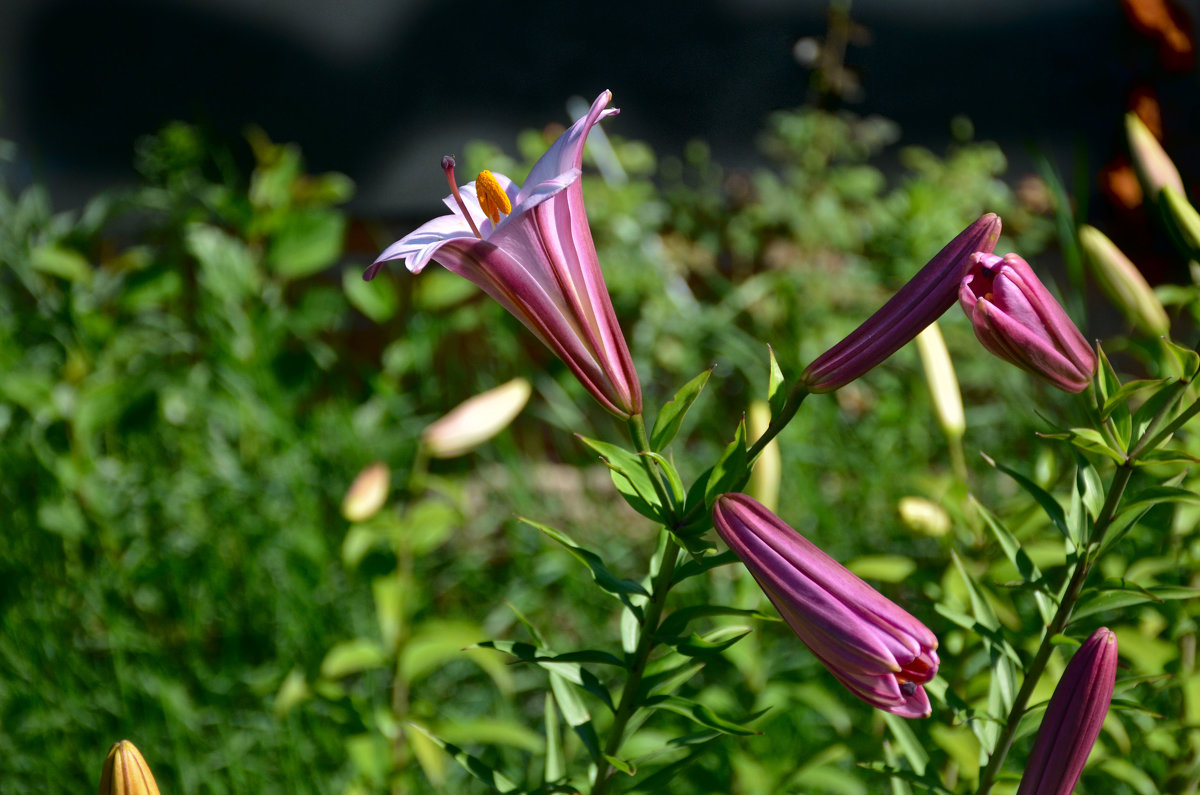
[4, 98, 1194, 794]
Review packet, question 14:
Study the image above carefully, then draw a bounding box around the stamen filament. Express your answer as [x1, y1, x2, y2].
[442, 155, 483, 239]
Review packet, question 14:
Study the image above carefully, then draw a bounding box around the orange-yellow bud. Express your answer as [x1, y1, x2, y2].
[98, 740, 161, 795]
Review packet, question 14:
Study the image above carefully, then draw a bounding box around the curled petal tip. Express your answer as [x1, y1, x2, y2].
[960, 253, 1096, 392]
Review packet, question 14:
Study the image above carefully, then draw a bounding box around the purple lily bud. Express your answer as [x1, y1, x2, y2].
[801, 214, 1002, 393]
[959, 253, 1096, 393]
[1017, 628, 1118, 795]
[712, 493, 940, 718]
[365, 91, 642, 419]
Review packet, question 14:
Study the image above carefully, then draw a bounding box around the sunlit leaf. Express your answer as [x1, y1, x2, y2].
[406, 722, 520, 793]
[650, 367, 713, 451]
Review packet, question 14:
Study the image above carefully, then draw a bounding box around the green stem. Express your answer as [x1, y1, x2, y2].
[591, 534, 681, 795]
[627, 413, 677, 522]
[747, 383, 808, 463]
[975, 462, 1134, 795]
[1129, 391, 1200, 461]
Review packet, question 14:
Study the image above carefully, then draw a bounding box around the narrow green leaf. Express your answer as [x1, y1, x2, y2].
[982, 453, 1072, 540]
[1103, 377, 1171, 421]
[972, 497, 1055, 624]
[1039, 427, 1127, 464]
[658, 604, 776, 638]
[1160, 335, 1200, 381]
[603, 754, 636, 776]
[672, 550, 739, 584]
[550, 673, 603, 761]
[650, 367, 714, 451]
[1118, 484, 1200, 514]
[767, 345, 787, 418]
[406, 722, 521, 793]
[625, 748, 711, 792]
[518, 517, 649, 601]
[642, 451, 685, 506]
[882, 712, 928, 776]
[473, 639, 616, 711]
[1070, 585, 1200, 622]
[438, 718, 545, 753]
[643, 695, 764, 735]
[472, 640, 623, 669]
[704, 417, 748, 506]
[544, 693, 565, 784]
[320, 638, 388, 679]
[639, 659, 705, 699]
[672, 626, 753, 658]
[859, 762, 957, 795]
[1132, 448, 1200, 466]
[1099, 757, 1161, 795]
[1075, 455, 1105, 521]
[577, 435, 664, 521]
[609, 468, 665, 523]
[1094, 343, 1122, 412]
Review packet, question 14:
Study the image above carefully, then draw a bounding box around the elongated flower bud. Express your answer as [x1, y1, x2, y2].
[341, 461, 390, 522]
[98, 740, 161, 795]
[1079, 225, 1170, 336]
[1161, 186, 1200, 261]
[1017, 628, 1118, 795]
[421, 377, 531, 458]
[1125, 113, 1185, 201]
[897, 496, 951, 537]
[745, 400, 781, 512]
[959, 253, 1096, 393]
[712, 493, 939, 718]
[802, 214, 1001, 393]
[914, 321, 965, 439]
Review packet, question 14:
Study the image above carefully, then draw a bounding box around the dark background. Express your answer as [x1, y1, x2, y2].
[2, 0, 1197, 216]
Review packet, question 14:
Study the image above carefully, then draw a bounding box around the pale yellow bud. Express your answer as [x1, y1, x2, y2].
[421, 378, 532, 458]
[1126, 113, 1185, 201]
[1079, 225, 1170, 336]
[745, 400, 781, 513]
[98, 740, 161, 795]
[1162, 187, 1200, 261]
[898, 496, 951, 537]
[914, 322, 965, 440]
[341, 461, 390, 523]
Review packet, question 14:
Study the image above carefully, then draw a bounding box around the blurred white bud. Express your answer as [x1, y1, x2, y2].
[1126, 113, 1185, 201]
[746, 400, 781, 513]
[1079, 225, 1170, 336]
[341, 461, 390, 523]
[898, 496, 951, 537]
[421, 378, 532, 458]
[914, 322, 965, 440]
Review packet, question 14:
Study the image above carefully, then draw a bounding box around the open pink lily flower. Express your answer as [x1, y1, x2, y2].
[959, 253, 1096, 393]
[712, 493, 939, 718]
[364, 90, 642, 419]
[1017, 628, 1117, 795]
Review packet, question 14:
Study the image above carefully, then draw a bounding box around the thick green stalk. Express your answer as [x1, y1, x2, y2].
[591, 534, 681, 795]
[627, 414, 677, 522]
[975, 462, 1134, 795]
[746, 383, 808, 463]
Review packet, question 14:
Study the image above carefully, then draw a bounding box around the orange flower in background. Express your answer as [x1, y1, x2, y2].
[1121, 0, 1195, 70]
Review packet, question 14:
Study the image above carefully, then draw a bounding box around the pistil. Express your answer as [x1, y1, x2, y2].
[442, 155, 483, 239]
